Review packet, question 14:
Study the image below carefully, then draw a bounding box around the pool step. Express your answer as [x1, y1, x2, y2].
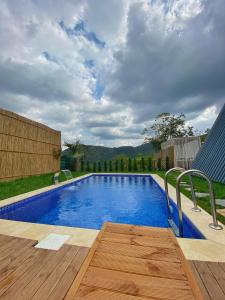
[35, 233, 70, 250]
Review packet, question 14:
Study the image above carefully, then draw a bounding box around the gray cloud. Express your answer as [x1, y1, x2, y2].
[107, 0, 225, 122]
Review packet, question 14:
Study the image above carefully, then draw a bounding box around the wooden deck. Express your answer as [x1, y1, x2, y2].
[190, 261, 225, 300]
[0, 234, 88, 299]
[0, 224, 224, 299]
[66, 222, 204, 300]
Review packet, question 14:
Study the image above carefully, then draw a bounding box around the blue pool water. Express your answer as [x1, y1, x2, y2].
[0, 175, 204, 239]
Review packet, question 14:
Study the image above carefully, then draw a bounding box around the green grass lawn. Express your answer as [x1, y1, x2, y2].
[0, 172, 88, 200]
[0, 170, 224, 225]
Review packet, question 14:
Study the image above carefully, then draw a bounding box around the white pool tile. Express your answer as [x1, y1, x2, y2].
[35, 233, 70, 250]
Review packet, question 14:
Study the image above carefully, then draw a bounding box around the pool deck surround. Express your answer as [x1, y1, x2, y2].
[0, 173, 225, 262]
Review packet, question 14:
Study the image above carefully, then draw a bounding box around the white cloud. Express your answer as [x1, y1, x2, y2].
[0, 0, 224, 147]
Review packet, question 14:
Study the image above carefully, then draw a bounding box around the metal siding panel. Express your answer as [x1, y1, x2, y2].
[192, 104, 225, 183]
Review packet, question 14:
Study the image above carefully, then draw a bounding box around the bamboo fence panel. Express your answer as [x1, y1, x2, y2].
[0, 108, 61, 181]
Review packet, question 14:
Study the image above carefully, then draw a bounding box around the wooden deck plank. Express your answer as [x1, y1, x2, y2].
[0, 238, 36, 270]
[0, 234, 89, 299]
[207, 262, 225, 294]
[0, 249, 54, 299]
[75, 285, 153, 300]
[96, 240, 180, 262]
[189, 261, 211, 300]
[47, 247, 89, 300]
[66, 223, 203, 300]
[82, 266, 194, 300]
[192, 261, 225, 300]
[0, 249, 41, 296]
[90, 252, 186, 280]
[32, 246, 81, 300]
[104, 223, 172, 238]
[101, 231, 175, 249]
[14, 245, 72, 300]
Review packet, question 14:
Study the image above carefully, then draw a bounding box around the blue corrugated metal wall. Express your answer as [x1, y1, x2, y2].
[192, 104, 225, 183]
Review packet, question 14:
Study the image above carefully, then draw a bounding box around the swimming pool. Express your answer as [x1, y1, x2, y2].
[0, 174, 204, 239]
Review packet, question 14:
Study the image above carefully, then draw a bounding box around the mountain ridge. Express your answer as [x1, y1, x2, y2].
[62, 143, 154, 162]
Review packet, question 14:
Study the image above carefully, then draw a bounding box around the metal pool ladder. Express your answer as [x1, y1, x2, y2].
[164, 168, 223, 237]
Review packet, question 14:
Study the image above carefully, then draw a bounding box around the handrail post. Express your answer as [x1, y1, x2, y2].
[176, 175, 183, 236]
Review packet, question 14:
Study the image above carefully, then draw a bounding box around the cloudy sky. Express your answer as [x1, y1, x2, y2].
[0, 0, 224, 146]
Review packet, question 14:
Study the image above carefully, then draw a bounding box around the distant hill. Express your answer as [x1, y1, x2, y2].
[62, 143, 154, 162]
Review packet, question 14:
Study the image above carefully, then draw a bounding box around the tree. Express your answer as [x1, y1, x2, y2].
[64, 139, 86, 171]
[143, 113, 194, 150]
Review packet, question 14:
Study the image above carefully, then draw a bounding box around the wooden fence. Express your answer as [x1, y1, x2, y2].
[0, 108, 61, 181]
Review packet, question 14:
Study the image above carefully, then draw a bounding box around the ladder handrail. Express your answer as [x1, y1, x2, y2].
[176, 169, 223, 236]
[164, 167, 185, 218]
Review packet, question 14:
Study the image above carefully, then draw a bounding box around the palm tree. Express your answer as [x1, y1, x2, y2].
[64, 139, 85, 171]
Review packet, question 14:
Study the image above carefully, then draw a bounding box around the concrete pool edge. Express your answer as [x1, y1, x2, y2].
[0, 172, 225, 261]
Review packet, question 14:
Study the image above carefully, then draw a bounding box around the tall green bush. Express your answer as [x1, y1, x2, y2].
[97, 161, 102, 172]
[128, 158, 132, 171]
[81, 159, 84, 172]
[141, 157, 145, 171]
[104, 161, 108, 172]
[86, 161, 90, 172]
[115, 160, 119, 172]
[120, 159, 124, 172]
[93, 162, 97, 172]
[147, 157, 152, 171]
[133, 158, 138, 171]
[109, 160, 113, 172]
